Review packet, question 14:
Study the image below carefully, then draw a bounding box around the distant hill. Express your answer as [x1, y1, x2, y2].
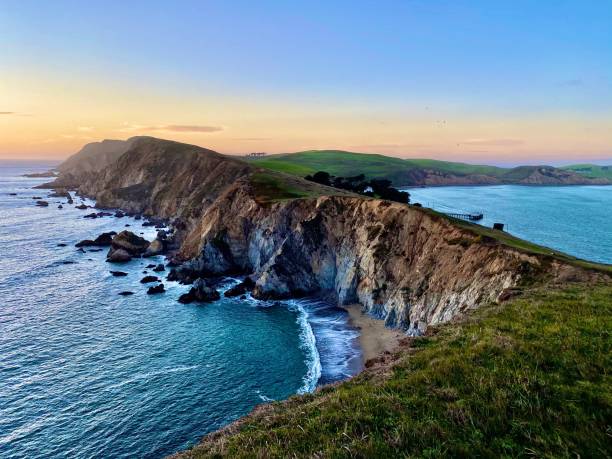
[57, 137, 146, 174]
[562, 164, 612, 180]
[249, 150, 612, 186]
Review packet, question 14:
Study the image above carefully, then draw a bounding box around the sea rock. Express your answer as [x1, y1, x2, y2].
[147, 283, 165, 294]
[84, 211, 113, 219]
[36, 200, 49, 207]
[115, 210, 125, 218]
[224, 277, 256, 297]
[143, 238, 165, 257]
[106, 231, 150, 261]
[178, 278, 220, 304]
[32, 196, 42, 199]
[57, 243, 67, 247]
[153, 264, 165, 272]
[88, 248, 103, 252]
[140, 275, 159, 283]
[9, 193, 17, 196]
[118, 291, 134, 296]
[75, 204, 89, 210]
[106, 248, 132, 263]
[110, 271, 128, 277]
[146, 264, 156, 268]
[58, 205, 63, 209]
[76, 231, 116, 247]
[48, 190, 71, 199]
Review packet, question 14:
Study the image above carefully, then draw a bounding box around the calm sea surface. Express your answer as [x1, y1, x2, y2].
[0, 161, 360, 459]
[403, 184, 612, 264]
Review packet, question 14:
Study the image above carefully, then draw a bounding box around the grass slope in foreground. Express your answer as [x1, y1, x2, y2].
[179, 284, 611, 458]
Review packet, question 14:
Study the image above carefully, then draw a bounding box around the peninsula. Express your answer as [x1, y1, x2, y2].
[43, 137, 612, 457]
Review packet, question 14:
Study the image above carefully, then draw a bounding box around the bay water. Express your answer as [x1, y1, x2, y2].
[404, 184, 612, 264]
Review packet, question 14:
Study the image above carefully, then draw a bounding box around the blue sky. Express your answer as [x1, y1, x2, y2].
[1, 1, 611, 163]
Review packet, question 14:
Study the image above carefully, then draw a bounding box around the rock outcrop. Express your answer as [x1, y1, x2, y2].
[106, 231, 149, 261]
[178, 278, 220, 304]
[147, 283, 165, 294]
[107, 248, 132, 263]
[76, 231, 116, 247]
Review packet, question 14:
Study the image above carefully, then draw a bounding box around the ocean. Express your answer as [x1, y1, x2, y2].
[0, 161, 360, 459]
[404, 184, 612, 264]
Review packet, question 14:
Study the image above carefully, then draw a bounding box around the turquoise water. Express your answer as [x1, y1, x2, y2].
[0, 162, 360, 459]
[404, 185, 612, 264]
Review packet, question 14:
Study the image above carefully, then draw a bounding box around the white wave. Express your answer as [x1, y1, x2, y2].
[286, 299, 322, 394]
[255, 390, 275, 402]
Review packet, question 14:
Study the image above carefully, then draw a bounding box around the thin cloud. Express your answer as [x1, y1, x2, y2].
[0, 111, 15, 115]
[152, 124, 223, 133]
[77, 126, 94, 132]
[117, 123, 223, 134]
[232, 137, 272, 141]
[460, 138, 524, 147]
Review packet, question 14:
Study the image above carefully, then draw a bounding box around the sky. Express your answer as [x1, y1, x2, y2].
[1, 0, 611, 165]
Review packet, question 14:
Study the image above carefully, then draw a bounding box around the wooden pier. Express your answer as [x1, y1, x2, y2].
[446, 212, 484, 221]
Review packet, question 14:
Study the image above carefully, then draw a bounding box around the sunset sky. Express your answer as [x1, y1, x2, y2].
[1, 0, 611, 164]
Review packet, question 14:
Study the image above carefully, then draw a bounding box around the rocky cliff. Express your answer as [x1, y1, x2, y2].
[57, 137, 140, 174]
[48, 137, 609, 334]
[176, 182, 604, 334]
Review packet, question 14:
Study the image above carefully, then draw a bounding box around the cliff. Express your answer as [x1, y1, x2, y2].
[175, 183, 606, 334]
[48, 137, 609, 335]
[57, 137, 140, 174]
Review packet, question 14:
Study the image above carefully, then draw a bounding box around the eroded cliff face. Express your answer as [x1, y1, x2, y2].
[176, 182, 600, 334]
[48, 137, 607, 334]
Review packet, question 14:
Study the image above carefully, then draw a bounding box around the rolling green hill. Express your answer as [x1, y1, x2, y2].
[248, 150, 607, 186]
[562, 164, 612, 180]
[251, 150, 504, 181]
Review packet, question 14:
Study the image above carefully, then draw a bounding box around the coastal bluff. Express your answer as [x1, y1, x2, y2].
[45, 137, 609, 335]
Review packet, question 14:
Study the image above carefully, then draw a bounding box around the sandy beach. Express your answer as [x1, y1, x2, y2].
[342, 304, 406, 363]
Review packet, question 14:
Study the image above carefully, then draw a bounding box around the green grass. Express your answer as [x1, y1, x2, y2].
[251, 150, 415, 183]
[249, 171, 354, 203]
[180, 284, 612, 458]
[247, 150, 565, 186]
[562, 164, 612, 180]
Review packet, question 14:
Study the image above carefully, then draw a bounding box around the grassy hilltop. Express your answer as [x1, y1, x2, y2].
[250, 150, 505, 183]
[248, 150, 611, 186]
[562, 164, 612, 180]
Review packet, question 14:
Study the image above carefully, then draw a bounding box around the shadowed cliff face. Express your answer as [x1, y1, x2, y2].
[54, 137, 254, 248]
[180, 183, 603, 334]
[48, 137, 608, 333]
